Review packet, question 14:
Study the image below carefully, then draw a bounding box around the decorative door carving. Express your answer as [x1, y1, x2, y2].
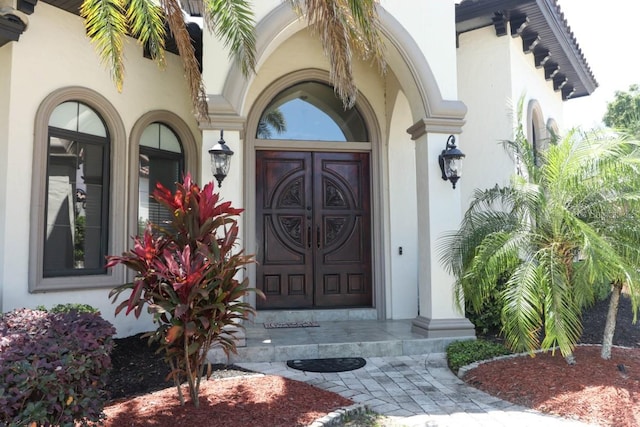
[256, 151, 372, 309]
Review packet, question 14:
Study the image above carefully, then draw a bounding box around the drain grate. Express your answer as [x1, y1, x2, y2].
[286, 357, 366, 373]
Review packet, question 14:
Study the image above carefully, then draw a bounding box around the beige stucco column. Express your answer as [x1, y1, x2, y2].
[200, 123, 248, 346]
[407, 119, 476, 338]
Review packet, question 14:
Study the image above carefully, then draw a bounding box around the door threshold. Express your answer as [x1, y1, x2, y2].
[252, 308, 377, 324]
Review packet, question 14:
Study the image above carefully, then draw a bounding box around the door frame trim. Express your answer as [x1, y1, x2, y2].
[244, 69, 386, 318]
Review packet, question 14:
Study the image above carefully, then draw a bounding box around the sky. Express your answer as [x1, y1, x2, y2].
[557, 0, 640, 131]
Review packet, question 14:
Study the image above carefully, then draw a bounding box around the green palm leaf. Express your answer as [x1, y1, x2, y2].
[203, 0, 256, 76]
[441, 100, 640, 359]
[81, 0, 128, 90]
[126, 0, 166, 64]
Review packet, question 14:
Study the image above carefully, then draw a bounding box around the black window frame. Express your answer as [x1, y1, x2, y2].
[43, 125, 111, 278]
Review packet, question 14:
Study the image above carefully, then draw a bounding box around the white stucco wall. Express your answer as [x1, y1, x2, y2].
[457, 27, 515, 208]
[0, 43, 11, 310]
[508, 35, 564, 137]
[1, 3, 200, 337]
[386, 88, 418, 319]
[380, 0, 458, 100]
[457, 24, 565, 210]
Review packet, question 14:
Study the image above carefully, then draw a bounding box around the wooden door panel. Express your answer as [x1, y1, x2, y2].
[262, 215, 305, 264]
[323, 216, 364, 263]
[314, 152, 371, 307]
[256, 151, 313, 309]
[257, 150, 372, 309]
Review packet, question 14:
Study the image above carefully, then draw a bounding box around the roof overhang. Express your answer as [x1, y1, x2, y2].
[456, 0, 598, 100]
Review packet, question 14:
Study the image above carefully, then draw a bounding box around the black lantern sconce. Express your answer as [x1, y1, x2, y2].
[438, 135, 465, 189]
[208, 130, 234, 187]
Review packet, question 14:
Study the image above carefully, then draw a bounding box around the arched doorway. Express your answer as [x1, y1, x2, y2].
[251, 78, 374, 310]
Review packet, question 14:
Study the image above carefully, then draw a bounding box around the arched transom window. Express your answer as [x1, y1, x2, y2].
[257, 81, 368, 142]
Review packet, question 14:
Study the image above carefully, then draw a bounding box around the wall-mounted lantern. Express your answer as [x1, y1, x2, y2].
[208, 130, 234, 187]
[438, 135, 465, 189]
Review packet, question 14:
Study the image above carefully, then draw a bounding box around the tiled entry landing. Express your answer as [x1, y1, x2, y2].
[207, 309, 471, 364]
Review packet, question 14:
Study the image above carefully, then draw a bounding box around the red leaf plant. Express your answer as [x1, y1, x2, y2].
[106, 174, 263, 406]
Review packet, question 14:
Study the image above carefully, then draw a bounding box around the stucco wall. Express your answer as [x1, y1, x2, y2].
[508, 35, 564, 137]
[457, 26, 515, 208]
[1, 3, 201, 337]
[386, 85, 419, 319]
[0, 43, 11, 310]
[457, 25, 564, 210]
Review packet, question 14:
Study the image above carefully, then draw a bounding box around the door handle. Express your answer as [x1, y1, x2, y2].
[316, 226, 321, 249]
[307, 225, 312, 249]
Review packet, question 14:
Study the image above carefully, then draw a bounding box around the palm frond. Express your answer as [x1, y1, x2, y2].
[289, 0, 384, 108]
[81, 0, 128, 90]
[538, 245, 582, 356]
[501, 261, 544, 353]
[344, 0, 386, 71]
[161, 0, 208, 119]
[203, 0, 256, 76]
[257, 108, 287, 139]
[440, 96, 640, 359]
[126, 0, 166, 65]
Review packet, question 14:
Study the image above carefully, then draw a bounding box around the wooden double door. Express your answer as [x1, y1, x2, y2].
[256, 151, 372, 309]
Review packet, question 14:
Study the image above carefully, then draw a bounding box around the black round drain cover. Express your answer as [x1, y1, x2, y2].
[286, 357, 366, 373]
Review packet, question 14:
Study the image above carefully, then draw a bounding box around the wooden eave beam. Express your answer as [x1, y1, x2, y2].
[553, 75, 568, 91]
[545, 63, 560, 80]
[17, 0, 38, 14]
[522, 32, 541, 53]
[534, 48, 551, 67]
[510, 15, 529, 37]
[0, 14, 27, 47]
[562, 85, 575, 100]
[492, 12, 507, 36]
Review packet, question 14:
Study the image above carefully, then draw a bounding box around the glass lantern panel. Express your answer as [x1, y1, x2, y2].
[445, 158, 462, 178]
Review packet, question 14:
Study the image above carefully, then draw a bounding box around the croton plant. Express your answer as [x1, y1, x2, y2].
[107, 174, 262, 406]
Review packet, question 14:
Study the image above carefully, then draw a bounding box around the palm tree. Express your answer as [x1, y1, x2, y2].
[257, 108, 286, 139]
[80, 0, 385, 119]
[439, 105, 640, 361]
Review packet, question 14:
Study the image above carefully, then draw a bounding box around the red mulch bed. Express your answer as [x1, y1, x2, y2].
[102, 375, 352, 427]
[463, 345, 640, 427]
[102, 293, 640, 426]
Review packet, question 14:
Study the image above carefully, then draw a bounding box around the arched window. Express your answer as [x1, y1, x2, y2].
[257, 81, 368, 142]
[128, 111, 197, 241]
[30, 87, 127, 292]
[138, 123, 184, 233]
[44, 101, 109, 277]
[527, 99, 546, 166]
[546, 118, 560, 143]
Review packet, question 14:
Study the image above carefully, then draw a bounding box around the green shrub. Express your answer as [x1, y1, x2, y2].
[446, 339, 511, 374]
[36, 303, 99, 314]
[465, 276, 507, 336]
[593, 280, 612, 302]
[0, 308, 114, 426]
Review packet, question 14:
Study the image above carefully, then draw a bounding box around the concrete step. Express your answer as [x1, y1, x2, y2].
[252, 308, 378, 324]
[206, 319, 469, 364]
